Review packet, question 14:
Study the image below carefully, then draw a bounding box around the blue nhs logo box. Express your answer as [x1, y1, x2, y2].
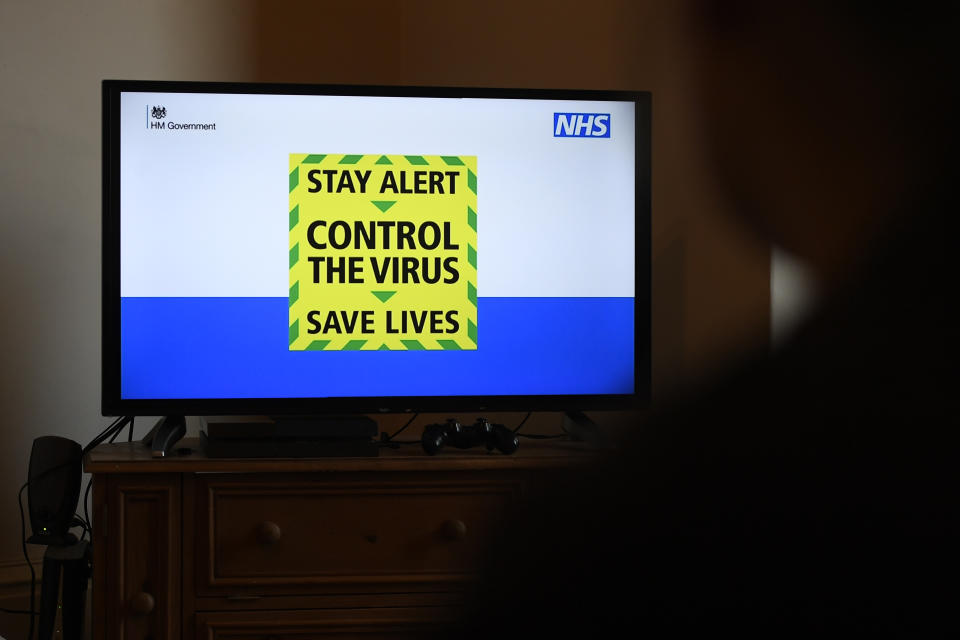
[553, 112, 610, 138]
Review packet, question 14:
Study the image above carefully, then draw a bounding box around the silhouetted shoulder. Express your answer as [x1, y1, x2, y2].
[447, 208, 953, 636]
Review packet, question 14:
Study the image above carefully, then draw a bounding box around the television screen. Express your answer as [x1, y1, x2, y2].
[102, 81, 650, 415]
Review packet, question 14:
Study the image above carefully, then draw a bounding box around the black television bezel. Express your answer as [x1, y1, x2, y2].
[102, 79, 651, 417]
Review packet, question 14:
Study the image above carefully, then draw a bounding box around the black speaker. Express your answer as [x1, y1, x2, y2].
[27, 436, 82, 546]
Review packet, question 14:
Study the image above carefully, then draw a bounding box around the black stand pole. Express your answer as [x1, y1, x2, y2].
[38, 539, 90, 640]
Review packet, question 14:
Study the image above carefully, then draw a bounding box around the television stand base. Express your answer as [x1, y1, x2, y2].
[562, 411, 611, 447]
[142, 415, 187, 457]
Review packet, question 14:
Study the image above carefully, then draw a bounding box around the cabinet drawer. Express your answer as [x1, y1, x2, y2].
[196, 475, 520, 594]
[196, 607, 457, 639]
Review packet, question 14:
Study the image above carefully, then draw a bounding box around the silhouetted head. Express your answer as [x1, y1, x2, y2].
[685, 1, 954, 285]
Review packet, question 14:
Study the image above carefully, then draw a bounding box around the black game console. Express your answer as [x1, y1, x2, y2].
[200, 416, 379, 458]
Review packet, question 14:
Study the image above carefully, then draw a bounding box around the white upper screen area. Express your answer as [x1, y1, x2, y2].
[119, 91, 637, 298]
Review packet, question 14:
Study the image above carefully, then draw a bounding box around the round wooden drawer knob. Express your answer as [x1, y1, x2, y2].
[130, 592, 155, 615]
[257, 521, 282, 545]
[441, 519, 468, 541]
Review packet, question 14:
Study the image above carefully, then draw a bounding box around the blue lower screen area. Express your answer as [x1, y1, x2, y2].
[120, 297, 634, 399]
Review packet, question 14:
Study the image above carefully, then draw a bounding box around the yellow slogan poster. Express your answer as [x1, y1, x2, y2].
[288, 154, 478, 351]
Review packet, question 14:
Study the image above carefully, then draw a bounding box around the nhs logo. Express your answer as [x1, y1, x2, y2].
[553, 112, 610, 138]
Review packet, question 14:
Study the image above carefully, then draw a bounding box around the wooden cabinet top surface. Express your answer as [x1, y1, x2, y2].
[84, 437, 600, 474]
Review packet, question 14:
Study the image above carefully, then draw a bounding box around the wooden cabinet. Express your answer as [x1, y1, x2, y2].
[86, 439, 594, 639]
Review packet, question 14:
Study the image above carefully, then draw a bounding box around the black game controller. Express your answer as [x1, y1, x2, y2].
[421, 418, 519, 455]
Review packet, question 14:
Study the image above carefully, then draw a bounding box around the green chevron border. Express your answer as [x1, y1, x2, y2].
[288, 153, 477, 350]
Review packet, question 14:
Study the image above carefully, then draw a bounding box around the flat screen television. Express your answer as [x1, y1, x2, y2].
[102, 80, 650, 418]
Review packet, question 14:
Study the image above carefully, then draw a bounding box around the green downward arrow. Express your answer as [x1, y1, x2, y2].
[371, 201, 397, 213]
[371, 291, 396, 303]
